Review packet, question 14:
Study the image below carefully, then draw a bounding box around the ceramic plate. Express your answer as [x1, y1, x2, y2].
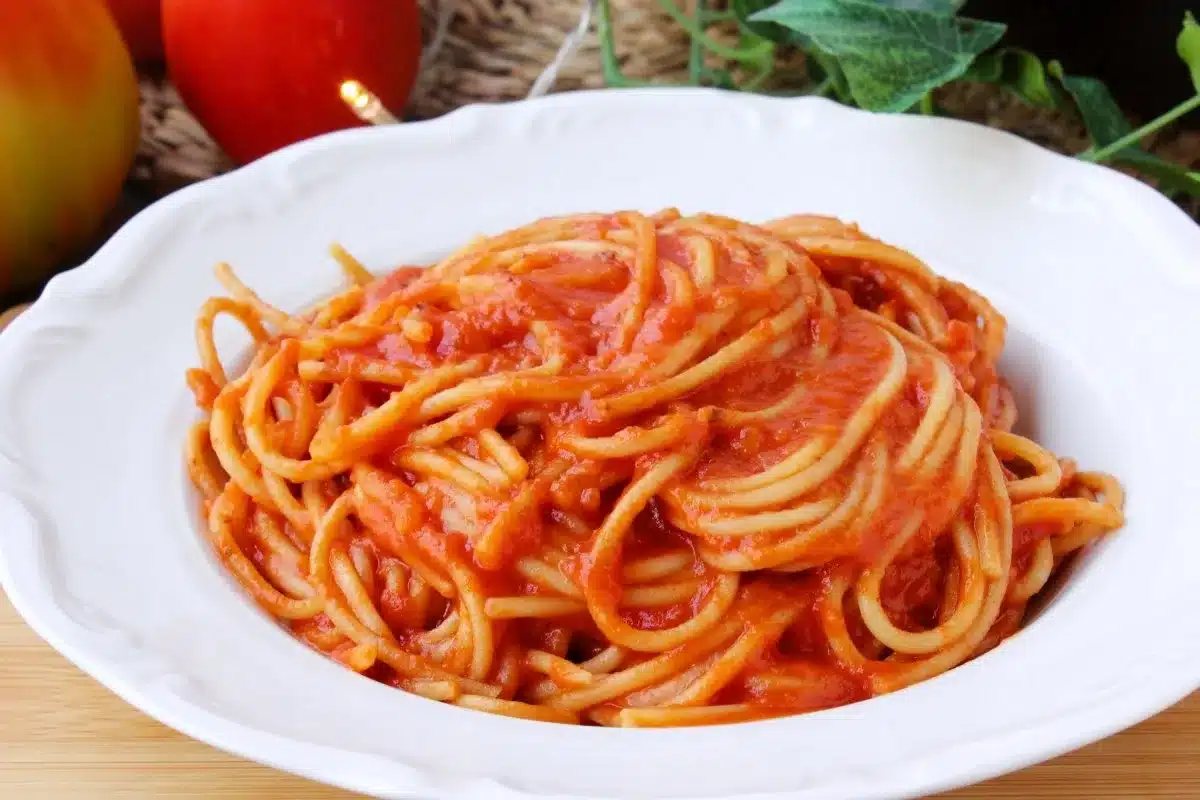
[1, 89, 1198, 800]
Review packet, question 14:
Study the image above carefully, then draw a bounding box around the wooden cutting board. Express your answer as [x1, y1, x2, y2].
[1, 305, 1197, 798]
[1, 592, 1197, 799]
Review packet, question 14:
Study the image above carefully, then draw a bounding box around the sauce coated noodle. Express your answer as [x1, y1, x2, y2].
[185, 210, 1123, 726]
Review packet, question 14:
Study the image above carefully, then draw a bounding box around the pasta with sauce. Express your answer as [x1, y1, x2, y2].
[185, 210, 1124, 727]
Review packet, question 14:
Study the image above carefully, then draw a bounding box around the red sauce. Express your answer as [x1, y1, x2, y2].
[352, 242, 933, 653]
[276, 217, 1044, 720]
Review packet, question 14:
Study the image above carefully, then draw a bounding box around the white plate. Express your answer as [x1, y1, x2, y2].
[1, 89, 1198, 800]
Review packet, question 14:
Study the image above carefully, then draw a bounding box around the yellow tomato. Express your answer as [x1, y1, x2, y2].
[0, 1, 140, 294]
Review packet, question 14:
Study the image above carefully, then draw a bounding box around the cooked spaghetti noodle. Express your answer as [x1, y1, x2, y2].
[185, 210, 1124, 726]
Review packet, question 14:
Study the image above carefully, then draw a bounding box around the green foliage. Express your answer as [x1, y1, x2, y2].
[732, 0, 807, 46]
[1049, 60, 1200, 194]
[596, 3, 1200, 199]
[873, 0, 964, 14]
[749, 0, 1005, 112]
[966, 48, 1063, 109]
[1177, 11, 1200, 92]
[1047, 62, 1135, 149]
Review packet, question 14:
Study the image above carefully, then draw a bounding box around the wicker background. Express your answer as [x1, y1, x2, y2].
[131, 0, 1200, 213]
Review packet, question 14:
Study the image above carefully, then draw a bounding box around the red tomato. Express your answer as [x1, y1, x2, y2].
[163, 0, 422, 165]
[105, 0, 164, 63]
[0, 2, 140, 294]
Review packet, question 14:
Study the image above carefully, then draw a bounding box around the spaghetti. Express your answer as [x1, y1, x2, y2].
[185, 210, 1124, 727]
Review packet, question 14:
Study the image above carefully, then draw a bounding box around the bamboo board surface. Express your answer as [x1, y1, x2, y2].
[2, 592, 1197, 798]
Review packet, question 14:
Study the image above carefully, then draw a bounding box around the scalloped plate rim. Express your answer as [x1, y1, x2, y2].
[0, 88, 1198, 800]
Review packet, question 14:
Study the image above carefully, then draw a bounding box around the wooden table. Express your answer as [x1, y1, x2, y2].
[0, 592, 1195, 799]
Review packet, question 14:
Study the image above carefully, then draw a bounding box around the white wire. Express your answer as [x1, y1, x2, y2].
[527, 0, 599, 99]
[405, 0, 458, 116]
[421, 0, 456, 72]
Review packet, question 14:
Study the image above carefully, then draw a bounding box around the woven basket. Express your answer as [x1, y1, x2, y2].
[133, 0, 1199, 214]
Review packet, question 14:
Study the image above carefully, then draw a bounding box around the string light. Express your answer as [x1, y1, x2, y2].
[339, 80, 399, 126]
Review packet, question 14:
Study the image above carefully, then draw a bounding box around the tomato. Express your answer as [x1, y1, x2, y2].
[0, 2, 141, 295]
[162, 0, 422, 165]
[105, 0, 165, 63]
[0, 303, 30, 334]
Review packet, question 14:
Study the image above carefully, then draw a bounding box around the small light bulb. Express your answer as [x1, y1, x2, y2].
[339, 80, 399, 126]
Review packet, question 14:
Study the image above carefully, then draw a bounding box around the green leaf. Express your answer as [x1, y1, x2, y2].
[732, 0, 966, 44]
[1178, 10, 1200, 92]
[1114, 151, 1200, 196]
[736, 28, 778, 72]
[733, 0, 810, 46]
[733, 0, 851, 99]
[751, 0, 1006, 112]
[1047, 61, 1135, 149]
[874, 0, 962, 14]
[966, 48, 1063, 108]
[1048, 62, 1200, 197]
[706, 67, 739, 89]
[808, 47, 853, 101]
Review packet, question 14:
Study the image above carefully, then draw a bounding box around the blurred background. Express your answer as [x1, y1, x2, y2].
[2, 0, 1198, 323]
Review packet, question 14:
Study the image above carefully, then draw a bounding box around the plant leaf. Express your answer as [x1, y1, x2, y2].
[1114, 151, 1200, 196]
[733, 0, 852, 99]
[1178, 10, 1200, 92]
[966, 47, 1063, 108]
[873, 0, 962, 14]
[733, 0, 811, 45]
[736, 28, 778, 72]
[1048, 62, 1200, 197]
[751, 0, 1006, 112]
[1047, 61, 1134, 149]
[808, 46, 853, 101]
[706, 67, 739, 89]
[732, 0, 966, 44]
